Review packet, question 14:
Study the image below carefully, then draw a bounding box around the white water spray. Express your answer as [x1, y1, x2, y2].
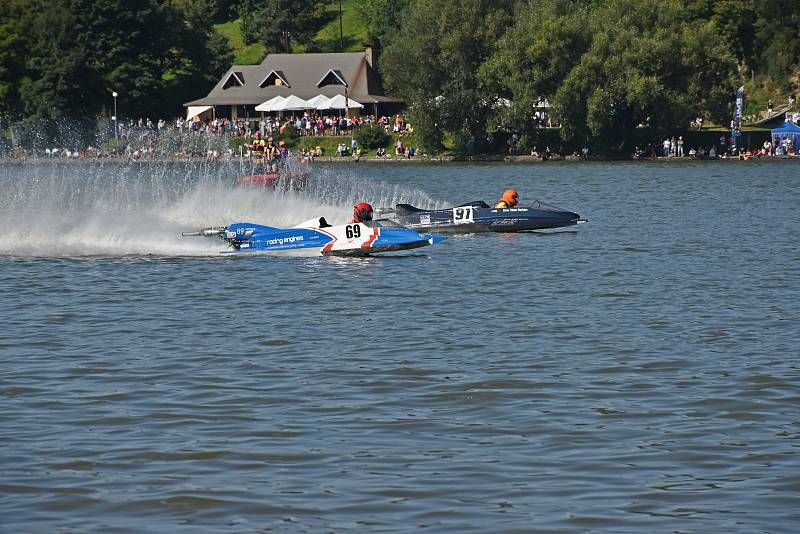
[0, 159, 440, 258]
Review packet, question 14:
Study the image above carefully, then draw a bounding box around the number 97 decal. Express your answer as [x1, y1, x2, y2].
[453, 206, 474, 224]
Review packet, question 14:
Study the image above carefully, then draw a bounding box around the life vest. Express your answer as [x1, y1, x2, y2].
[496, 201, 511, 209]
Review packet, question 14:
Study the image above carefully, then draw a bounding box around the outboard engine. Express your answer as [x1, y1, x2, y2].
[181, 227, 226, 238]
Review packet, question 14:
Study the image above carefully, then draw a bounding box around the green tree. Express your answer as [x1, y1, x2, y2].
[754, 0, 800, 86]
[359, 0, 409, 48]
[19, 1, 102, 121]
[381, 0, 513, 153]
[237, 0, 260, 44]
[481, 0, 592, 146]
[487, 0, 736, 152]
[555, 0, 736, 151]
[0, 0, 28, 115]
[214, 0, 239, 22]
[685, 0, 757, 66]
[8, 0, 232, 133]
[170, 0, 234, 101]
[172, 0, 219, 32]
[67, 0, 188, 117]
[238, 0, 330, 52]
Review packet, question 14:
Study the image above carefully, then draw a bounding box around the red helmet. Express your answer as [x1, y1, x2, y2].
[353, 202, 373, 223]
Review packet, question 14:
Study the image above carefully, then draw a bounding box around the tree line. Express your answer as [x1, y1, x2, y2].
[375, 0, 798, 153]
[0, 0, 797, 153]
[0, 0, 237, 130]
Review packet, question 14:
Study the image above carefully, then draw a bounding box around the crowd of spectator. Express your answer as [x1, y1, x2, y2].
[177, 113, 414, 139]
[25, 112, 419, 161]
[631, 128, 798, 160]
[19, 96, 799, 161]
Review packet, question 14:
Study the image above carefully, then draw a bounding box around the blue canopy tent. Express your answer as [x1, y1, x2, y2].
[771, 121, 800, 155]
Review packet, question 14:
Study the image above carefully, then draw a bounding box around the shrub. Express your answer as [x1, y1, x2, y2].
[353, 124, 389, 149]
[281, 123, 300, 142]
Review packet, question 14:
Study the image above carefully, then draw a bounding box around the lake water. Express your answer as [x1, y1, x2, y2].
[1, 159, 798, 532]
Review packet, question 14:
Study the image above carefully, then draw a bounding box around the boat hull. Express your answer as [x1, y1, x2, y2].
[394, 201, 583, 233]
[216, 222, 438, 256]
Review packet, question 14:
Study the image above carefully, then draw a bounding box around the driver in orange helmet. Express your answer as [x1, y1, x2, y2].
[495, 188, 519, 209]
[351, 202, 374, 224]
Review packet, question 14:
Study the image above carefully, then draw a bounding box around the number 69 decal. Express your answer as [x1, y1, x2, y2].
[453, 206, 474, 224]
[345, 224, 362, 239]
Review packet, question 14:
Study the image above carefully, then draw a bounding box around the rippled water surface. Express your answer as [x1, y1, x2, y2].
[1, 160, 798, 532]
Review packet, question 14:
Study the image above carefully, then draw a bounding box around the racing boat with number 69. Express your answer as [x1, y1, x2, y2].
[182, 218, 444, 256]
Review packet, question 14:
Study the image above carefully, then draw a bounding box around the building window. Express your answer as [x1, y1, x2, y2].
[222, 72, 245, 90]
[317, 69, 347, 88]
[259, 70, 290, 88]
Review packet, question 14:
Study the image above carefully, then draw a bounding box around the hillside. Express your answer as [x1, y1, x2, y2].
[214, 0, 369, 65]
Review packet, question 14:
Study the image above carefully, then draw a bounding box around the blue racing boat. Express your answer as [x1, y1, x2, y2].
[182, 218, 443, 256]
[390, 200, 585, 233]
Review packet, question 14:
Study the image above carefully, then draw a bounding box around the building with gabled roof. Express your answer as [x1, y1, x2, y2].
[185, 48, 403, 120]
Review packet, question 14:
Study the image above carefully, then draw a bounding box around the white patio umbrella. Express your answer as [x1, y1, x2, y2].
[315, 97, 333, 110]
[320, 94, 363, 110]
[273, 95, 312, 111]
[255, 95, 286, 112]
[305, 94, 330, 108]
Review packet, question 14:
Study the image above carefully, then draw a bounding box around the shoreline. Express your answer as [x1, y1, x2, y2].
[1, 154, 798, 165]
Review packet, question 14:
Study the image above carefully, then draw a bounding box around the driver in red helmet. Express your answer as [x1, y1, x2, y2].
[351, 202, 374, 224]
[495, 188, 519, 209]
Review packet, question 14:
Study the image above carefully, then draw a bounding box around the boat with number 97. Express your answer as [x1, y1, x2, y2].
[384, 199, 586, 233]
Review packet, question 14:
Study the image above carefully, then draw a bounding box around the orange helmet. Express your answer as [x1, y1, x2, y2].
[501, 188, 519, 207]
[353, 202, 373, 223]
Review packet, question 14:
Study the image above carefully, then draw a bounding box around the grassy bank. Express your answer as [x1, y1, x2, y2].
[214, 0, 369, 65]
[214, 20, 265, 65]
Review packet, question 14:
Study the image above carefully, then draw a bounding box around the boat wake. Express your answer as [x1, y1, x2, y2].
[0, 161, 439, 258]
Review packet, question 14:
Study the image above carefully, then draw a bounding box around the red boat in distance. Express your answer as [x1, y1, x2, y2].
[235, 171, 309, 189]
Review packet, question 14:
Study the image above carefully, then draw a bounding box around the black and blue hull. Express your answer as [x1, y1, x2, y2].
[394, 201, 584, 233]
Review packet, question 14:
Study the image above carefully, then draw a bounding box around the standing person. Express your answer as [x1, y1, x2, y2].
[266, 137, 279, 172]
[278, 140, 288, 168]
[677, 136, 684, 157]
[768, 99, 774, 114]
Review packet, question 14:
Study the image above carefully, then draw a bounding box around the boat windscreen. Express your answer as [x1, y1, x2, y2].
[533, 200, 571, 212]
[457, 200, 490, 208]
